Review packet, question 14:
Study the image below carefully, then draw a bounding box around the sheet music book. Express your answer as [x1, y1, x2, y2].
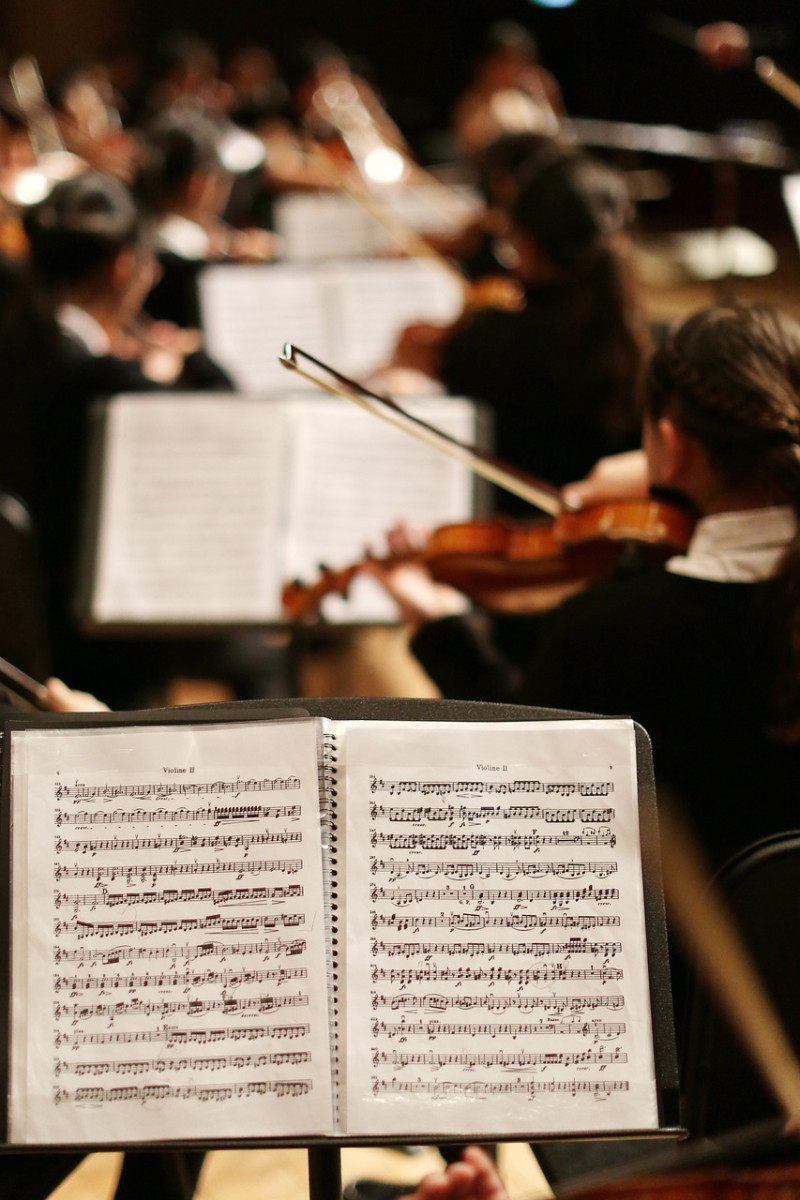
[198, 259, 464, 391]
[273, 186, 482, 262]
[78, 391, 482, 630]
[0, 706, 676, 1146]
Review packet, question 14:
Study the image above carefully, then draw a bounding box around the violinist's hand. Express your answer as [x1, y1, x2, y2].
[561, 449, 649, 511]
[365, 523, 468, 634]
[389, 322, 448, 380]
[406, 1147, 509, 1200]
[44, 678, 110, 713]
[695, 22, 751, 70]
[138, 322, 203, 384]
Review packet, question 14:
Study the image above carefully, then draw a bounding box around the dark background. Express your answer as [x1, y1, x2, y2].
[3, 0, 800, 148]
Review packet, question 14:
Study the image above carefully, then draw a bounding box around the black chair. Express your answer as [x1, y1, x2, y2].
[0, 490, 51, 684]
[680, 829, 800, 1138]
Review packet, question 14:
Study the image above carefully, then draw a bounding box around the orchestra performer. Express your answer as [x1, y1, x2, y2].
[375, 303, 800, 873]
[392, 152, 650, 514]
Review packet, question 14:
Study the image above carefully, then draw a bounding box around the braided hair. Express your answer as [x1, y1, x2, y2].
[647, 303, 800, 741]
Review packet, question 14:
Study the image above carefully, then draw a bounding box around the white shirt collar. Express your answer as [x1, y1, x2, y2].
[666, 506, 797, 582]
[57, 303, 111, 355]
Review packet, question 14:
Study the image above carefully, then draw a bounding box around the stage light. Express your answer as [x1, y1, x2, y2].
[528, 0, 577, 7]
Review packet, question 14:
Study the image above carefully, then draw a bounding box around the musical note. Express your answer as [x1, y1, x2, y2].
[56, 803, 303, 826]
[371, 1078, 628, 1097]
[370, 859, 618, 881]
[368, 801, 615, 822]
[370, 884, 620, 907]
[371, 830, 616, 851]
[57, 778, 301, 801]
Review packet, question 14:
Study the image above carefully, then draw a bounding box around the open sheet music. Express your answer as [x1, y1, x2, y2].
[198, 259, 463, 391]
[2, 709, 674, 1146]
[79, 392, 481, 629]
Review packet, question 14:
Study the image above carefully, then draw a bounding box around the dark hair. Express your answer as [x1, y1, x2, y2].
[511, 154, 649, 444]
[474, 131, 568, 204]
[647, 303, 800, 741]
[136, 108, 222, 210]
[24, 171, 146, 286]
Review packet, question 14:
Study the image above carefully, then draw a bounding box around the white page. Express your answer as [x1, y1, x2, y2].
[281, 395, 477, 623]
[336, 718, 659, 1138]
[370, 184, 483, 248]
[9, 718, 335, 1145]
[273, 193, 378, 261]
[90, 395, 289, 624]
[330, 259, 464, 377]
[199, 263, 331, 391]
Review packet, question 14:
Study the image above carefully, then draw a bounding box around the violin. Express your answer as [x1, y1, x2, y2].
[278, 345, 694, 620]
[282, 500, 694, 621]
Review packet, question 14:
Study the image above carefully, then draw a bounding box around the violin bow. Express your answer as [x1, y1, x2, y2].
[0, 653, 50, 711]
[755, 57, 800, 111]
[279, 344, 563, 515]
[651, 14, 800, 113]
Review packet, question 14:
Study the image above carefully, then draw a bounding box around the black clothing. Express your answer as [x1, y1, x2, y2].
[439, 287, 639, 516]
[0, 325, 287, 707]
[144, 252, 205, 328]
[412, 566, 800, 870]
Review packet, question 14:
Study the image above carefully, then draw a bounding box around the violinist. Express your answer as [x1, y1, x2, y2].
[392, 152, 650, 515]
[136, 107, 276, 328]
[375, 303, 800, 875]
[451, 20, 565, 158]
[0, 170, 277, 707]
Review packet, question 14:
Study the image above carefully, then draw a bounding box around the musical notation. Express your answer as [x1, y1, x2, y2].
[55, 910, 305, 938]
[371, 1019, 625, 1040]
[55, 1079, 311, 1104]
[370, 830, 616, 850]
[54, 1024, 311, 1050]
[370, 859, 618, 881]
[370, 938, 621, 960]
[56, 803, 303, 826]
[371, 991, 622, 1013]
[369, 966, 629, 995]
[53, 883, 305, 910]
[55, 1050, 312, 1076]
[369, 801, 615, 822]
[53, 992, 309, 1021]
[54, 857, 302, 883]
[370, 912, 621, 931]
[56, 778, 301, 801]
[53, 933, 306, 962]
[55, 830, 302, 853]
[53, 965, 308, 992]
[371, 1078, 629, 1098]
[370, 960, 622, 981]
[374, 1047, 628, 1069]
[369, 778, 615, 800]
[371, 884, 620, 906]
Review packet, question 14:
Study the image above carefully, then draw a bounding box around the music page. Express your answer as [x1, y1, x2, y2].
[90, 395, 289, 625]
[8, 717, 334, 1145]
[336, 718, 659, 1137]
[281, 395, 477, 623]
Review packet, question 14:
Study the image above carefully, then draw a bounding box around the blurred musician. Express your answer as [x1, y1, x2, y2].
[136, 107, 276, 326]
[375, 303, 800, 874]
[391, 151, 649, 514]
[0, 171, 247, 705]
[451, 20, 565, 158]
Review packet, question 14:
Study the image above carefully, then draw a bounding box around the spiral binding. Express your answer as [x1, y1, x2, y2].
[320, 730, 341, 1123]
